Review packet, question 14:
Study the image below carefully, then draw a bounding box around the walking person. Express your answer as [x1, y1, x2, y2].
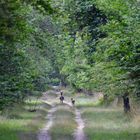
[71, 98, 75, 106]
[60, 91, 64, 103]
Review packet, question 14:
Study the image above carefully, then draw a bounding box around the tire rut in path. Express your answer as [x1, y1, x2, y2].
[38, 90, 86, 140]
[38, 105, 57, 140]
[64, 101, 86, 140]
[74, 109, 86, 140]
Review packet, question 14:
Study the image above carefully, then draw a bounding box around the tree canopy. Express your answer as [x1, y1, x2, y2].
[0, 0, 140, 110]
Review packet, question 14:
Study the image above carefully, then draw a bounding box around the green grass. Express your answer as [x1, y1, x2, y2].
[0, 117, 29, 140]
[76, 98, 101, 107]
[50, 106, 76, 140]
[81, 107, 140, 140]
[0, 115, 34, 140]
[0, 98, 50, 140]
[25, 98, 43, 105]
[1, 89, 140, 140]
[74, 94, 103, 108]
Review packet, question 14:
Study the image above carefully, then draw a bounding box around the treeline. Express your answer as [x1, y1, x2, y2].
[49, 0, 140, 112]
[0, 0, 59, 110]
[0, 0, 140, 112]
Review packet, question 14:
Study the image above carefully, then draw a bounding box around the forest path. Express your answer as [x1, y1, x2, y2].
[37, 88, 59, 140]
[64, 101, 86, 140]
[74, 109, 86, 140]
[38, 87, 86, 140]
[38, 105, 57, 140]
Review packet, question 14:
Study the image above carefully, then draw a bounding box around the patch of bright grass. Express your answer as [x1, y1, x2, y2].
[75, 97, 102, 108]
[25, 98, 43, 105]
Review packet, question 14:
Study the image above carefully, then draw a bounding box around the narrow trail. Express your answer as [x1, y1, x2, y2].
[38, 88, 86, 140]
[64, 101, 86, 140]
[38, 89, 59, 140]
[74, 109, 86, 140]
[38, 105, 57, 140]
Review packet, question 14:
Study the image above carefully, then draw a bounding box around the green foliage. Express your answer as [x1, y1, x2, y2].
[0, 1, 54, 109]
[50, 0, 140, 101]
[0, 0, 139, 109]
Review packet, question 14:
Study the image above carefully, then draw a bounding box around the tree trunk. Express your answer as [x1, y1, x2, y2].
[123, 94, 130, 113]
[103, 94, 108, 102]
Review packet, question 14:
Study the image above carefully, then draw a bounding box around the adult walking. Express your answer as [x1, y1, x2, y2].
[60, 91, 64, 103]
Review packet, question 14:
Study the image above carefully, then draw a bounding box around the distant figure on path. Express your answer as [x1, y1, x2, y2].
[60, 91, 64, 103]
[71, 98, 75, 106]
[60, 91, 63, 96]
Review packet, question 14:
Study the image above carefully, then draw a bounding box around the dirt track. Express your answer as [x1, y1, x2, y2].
[38, 88, 86, 140]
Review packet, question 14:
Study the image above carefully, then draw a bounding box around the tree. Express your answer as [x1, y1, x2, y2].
[0, 0, 54, 110]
